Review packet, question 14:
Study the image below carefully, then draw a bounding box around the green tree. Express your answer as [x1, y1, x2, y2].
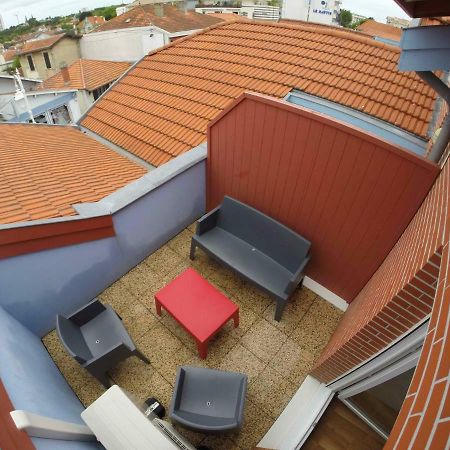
[338, 9, 352, 28]
[78, 10, 93, 21]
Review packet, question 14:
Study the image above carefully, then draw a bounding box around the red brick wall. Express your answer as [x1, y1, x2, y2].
[312, 156, 450, 449]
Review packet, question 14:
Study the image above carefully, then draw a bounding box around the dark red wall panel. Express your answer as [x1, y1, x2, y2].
[207, 93, 439, 302]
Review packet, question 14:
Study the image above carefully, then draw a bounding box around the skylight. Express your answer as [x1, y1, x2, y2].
[285, 90, 427, 156]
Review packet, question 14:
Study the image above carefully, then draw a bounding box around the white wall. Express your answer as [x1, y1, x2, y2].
[282, 0, 337, 25]
[81, 27, 166, 62]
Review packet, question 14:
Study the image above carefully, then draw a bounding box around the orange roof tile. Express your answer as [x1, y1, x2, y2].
[93, 4, 224, 33]
[2, 48, 18, 62]
[81, 21, 436, 167]
[82, 16, 106, 26]
[357, 19, 403, 42]
[40, 59, 131, 91]
[19, 34, 77, 55]
[0, 124, 146, 225]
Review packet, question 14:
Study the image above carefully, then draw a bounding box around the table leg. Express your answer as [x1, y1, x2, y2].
[232, 310, 239, 328]
[155, 298, 162, 316]
[196, 340, 208, 359]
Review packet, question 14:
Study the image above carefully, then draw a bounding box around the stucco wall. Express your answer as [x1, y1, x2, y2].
[0, 146, 206, 337]
[20, 38, 81, 80]
[80, 27, 166, 62]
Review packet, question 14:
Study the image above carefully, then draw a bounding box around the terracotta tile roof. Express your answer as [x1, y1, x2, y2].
[93, 4, 224, 33]
[2, 48, 18, 62]
[81, 21, 436, 167]
[357, 19, 403, 42]
[40, 59, 131, 91]
[0, 124, 146, 225]
[19, 34, 71, 55]
[83, 16, 106, 26]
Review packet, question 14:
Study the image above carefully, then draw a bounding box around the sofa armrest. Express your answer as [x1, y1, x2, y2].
[69, 299, 106, 326]
[285, 254, 311, 295]
[196, 205, 221, 235]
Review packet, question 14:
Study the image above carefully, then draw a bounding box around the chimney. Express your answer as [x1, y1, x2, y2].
[60, 63, 70, 85]
[154, 3, 164, 17]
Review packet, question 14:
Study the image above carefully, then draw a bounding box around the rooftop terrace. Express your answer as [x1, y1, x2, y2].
[43, 224, 343, 449]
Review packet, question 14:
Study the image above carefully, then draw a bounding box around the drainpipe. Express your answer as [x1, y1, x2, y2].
[416, 71, 450, 163]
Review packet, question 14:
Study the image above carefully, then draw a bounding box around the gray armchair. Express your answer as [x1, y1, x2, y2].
[56, 299, 149, 388]
[170, 366, 247, 433]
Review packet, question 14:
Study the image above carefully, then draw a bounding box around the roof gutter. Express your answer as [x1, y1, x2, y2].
[416, 71, 450, 163]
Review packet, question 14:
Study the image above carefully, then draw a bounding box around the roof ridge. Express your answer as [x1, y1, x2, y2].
[240, 21, 402, 53]
[79, 59, 87, 89]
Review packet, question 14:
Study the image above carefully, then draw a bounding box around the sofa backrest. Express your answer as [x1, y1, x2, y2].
[218, 196, 311, 273]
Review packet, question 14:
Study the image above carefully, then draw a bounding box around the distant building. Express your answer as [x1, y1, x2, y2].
[196, 5, 280, 21]
[281, 0, 341, 26]
[386, 16, 410, 28]
[81, 4, 224, 62]
[78, 16, 106, 34]
[357, 19, 402, 45]
[0, 48, 17, 73]
[38, 59, 131, 114]
[0, 14, 5, 31]
[18, 33, 81, 80]
[351, 13, 367, 23]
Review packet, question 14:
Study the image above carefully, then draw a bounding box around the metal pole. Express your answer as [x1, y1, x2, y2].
[14, 69, 35, 123]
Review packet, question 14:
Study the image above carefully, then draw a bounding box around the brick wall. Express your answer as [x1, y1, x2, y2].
[311, 157, 450, 449]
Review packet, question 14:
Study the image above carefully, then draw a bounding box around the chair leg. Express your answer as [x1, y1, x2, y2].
[95, 372, 112, 389]
[274, 300, 285, 322]
[135, 349, 150, 364]
[189, 240, 196, 260]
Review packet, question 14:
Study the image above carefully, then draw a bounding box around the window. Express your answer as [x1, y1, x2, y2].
[43, 52, 52, 69]
[27, 55, 35, 72]
[92, 83, 111, 101]
[50, 105, 71, 125]
[29, 113, 48, 124]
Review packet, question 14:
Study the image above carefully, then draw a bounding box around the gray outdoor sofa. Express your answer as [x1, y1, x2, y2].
[190, 196, 311, 321]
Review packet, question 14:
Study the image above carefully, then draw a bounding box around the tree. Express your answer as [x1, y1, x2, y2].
[338, 9, 352, 28]
[78, 10, 93, 22]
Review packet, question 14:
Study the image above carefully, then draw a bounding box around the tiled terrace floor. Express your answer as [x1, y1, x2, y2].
[43, 223, 344, 449]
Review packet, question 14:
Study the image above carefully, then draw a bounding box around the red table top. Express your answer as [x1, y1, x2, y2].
[155, 268, 238, 343]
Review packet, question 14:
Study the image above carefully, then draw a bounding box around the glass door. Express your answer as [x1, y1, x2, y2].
[338, 347, 420, 439]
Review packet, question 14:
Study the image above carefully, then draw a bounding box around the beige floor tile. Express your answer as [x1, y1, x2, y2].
[201, 434, 243, 450]
[230, 400, 274, 450]
[171, 424, 205, 447]
[219, 343, 266, 383]
[121, 302, 159, 342]
[262, 287, 316, 334]
[187, 221, 198, 233]
[144, 246, 187, 275]
[249, 364, 299, 419]
[167, 228, 194, 258]
[137, 322, 183, 370]
[241, 318, 288, 362]
[157, 345, 197, 386]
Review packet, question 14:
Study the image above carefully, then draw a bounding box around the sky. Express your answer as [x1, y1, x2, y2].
[0, 0, 410, 28]
[0, 0, 132, 28]
[341, 0, 410, 22]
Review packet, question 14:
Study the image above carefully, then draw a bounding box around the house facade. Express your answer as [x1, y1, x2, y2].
[80, 4, 223, 62]
[19, 34, 81, 81]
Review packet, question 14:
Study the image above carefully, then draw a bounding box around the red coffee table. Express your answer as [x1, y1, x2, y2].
[154, 268, 239, 359]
